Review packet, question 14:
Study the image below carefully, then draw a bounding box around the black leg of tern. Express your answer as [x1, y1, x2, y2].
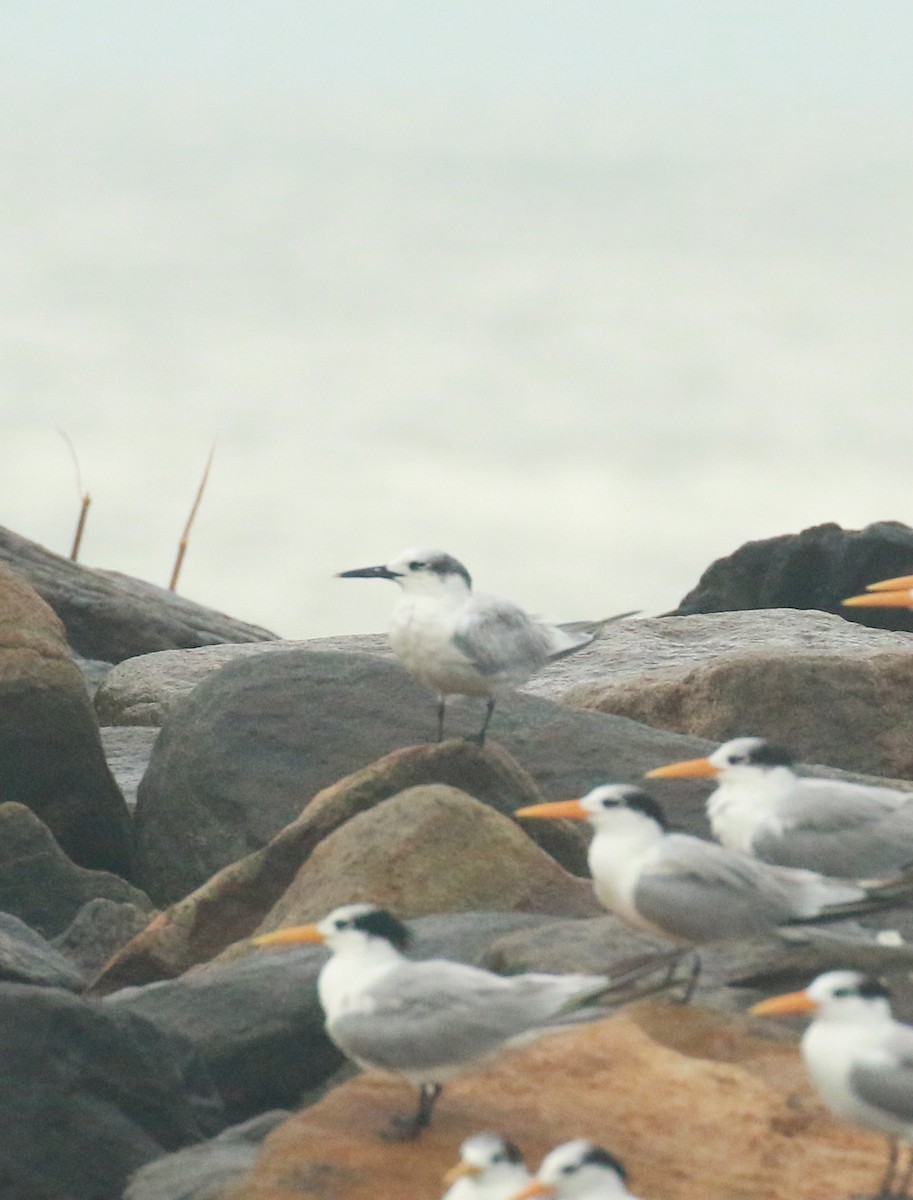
[436, 695, 446, 742]
[467, 697, 496, 747]
[383, 1083, 443, 1141]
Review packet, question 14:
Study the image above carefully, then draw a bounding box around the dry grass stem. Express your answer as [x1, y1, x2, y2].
[169, 442, 216, 591]
[57, 429, 91, 561]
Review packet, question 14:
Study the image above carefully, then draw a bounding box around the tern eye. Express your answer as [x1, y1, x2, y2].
[601, 798, 618, 808]
[560, 1164, 576, 1175]
[727, 754, 744, 765]
[408, 560, 424, 571]
[832, 987, 854, 998]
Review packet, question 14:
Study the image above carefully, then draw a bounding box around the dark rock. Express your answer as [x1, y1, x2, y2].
[0, 913, 86, 989]
[0, 524, 278, 662]
[0, 565, 134, 876]
[0, 982, 224, 1200]
[54, 899, 157, 976]
[123, 1110, 290, 1200]
[105, 911, 562, 1122]
[0, 802, 152, 938]
[133, 648, 715, 905]
[674, 520, 913, 629]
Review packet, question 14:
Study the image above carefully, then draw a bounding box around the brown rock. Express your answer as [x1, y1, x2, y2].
[90, 741, 580, 993]
[258, 785, 600, 933]
[567, 649, 913, 778]
[0, 564, 133, 876]
[229, 1003, 888, 1200]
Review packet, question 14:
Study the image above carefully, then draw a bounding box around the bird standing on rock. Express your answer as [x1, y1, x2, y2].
[252, 903, 617, 1139]
[517, 785, 913, 947]
[442, 1133, 531, 1200]
[752, 970, 913, 1199]
[338, 548, 612, 745]
[510, 1140, 640, 1199]
[646, 736, 913, 878]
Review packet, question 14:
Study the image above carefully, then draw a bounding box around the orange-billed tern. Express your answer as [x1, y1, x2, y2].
[517, 786, 913, 947]
[338, 548, 619, 744]
[442, 1133, 531, 1200]
[646, 736, 913, 878]
[253, 903, 617, 1138]
[511, 1141, 639, 1199]
[753, 970, 913, 1198]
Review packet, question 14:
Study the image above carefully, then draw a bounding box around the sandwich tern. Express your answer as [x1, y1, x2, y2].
[338, 547, 616, 744]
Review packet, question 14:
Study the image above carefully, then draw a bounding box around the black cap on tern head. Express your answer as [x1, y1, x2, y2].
[746, 741, 795, 768]
[350, 907, 411, 950]
[620, 788, 669, 831]
[580, 1144, 628, 1179]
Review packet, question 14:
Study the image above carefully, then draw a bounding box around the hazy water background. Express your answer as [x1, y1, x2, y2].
[2, 2, 913, 640]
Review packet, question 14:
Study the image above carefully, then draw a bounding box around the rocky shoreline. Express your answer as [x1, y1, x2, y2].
[4, 519, 913, 1199]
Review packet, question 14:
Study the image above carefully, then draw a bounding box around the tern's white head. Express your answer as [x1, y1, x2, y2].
[443, 1133, 529, 1196]
[752, 970, 894, 1024]
[338, 548, 473, 596]
[645, 736, 796, 784]
[513, 1140, 631, 1198]
[516, 785, 669, 840]
[252, 902, 412, 956]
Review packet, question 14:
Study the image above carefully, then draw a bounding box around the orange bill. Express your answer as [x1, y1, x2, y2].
[509, 1183, 556, 1200]
[867, 573, 913, 591]
[252, 924, 324, 947]
[514, 799, 588, 820]
[644, 756, 718, 780]
[443, 1163, 480, 1186]
[749, 990, 818, 1017]
[842, 587, 913, 609]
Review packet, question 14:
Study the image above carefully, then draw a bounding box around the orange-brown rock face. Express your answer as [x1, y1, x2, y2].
[231, 1003, 888, 1200]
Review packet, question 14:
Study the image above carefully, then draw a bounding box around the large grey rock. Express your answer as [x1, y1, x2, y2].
[0, 524, 278, 662]
[0, 802, 152, 938]
[562, 611, 913, 778]
[123, 1111, 289, 1200]
[0, 982, 224, 1200]
[524, 607, 913, 699]
[107, 911, 547, 1122]
[132, 647, 717, 904]
[0, 565, 134, 877]
[92, 608, 913, 728]
[673, 520, 913, 630]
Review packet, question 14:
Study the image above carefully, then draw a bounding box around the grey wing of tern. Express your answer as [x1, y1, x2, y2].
[450, 598, 559, 679]
[327, 960, 608, 1073]
[850, 1025, 913, 1121]
[754, 782, 913, 876]
[631, 835, 864, 944]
